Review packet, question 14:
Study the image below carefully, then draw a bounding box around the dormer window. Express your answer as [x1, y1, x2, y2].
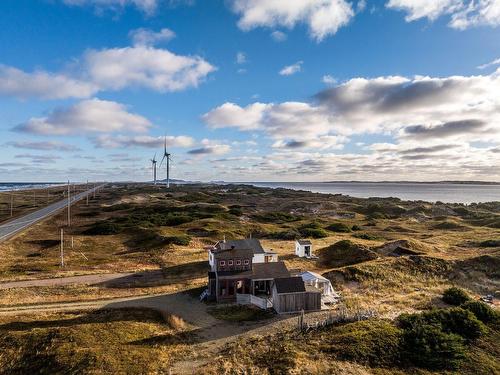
[228, 260, 233, 266]
[219, 260, 225, 266]
[236, 260, 241, 265]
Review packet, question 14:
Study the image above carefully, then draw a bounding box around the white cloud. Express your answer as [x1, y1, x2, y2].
[477, 57, 500, 70]
[14, 98, 152, 135]
[236, 52, 247, 64]
[84, 46, 216, 92]
[387, 0, 500, 30]
[270, 30, 287, 41]
[129, 28, 176, 46]
[0, 44, 215, 100]
[62, 0, 159, 15]
[322, 74, 337, 84]
[203, 102, 270, 130]
[203, 70, 500, 147]
[92, 134, 195, 148]
[6, 141, 81, 152]
[187, 139, 231, 156]
[0, 65, 97, 100]
[229, 0, 355, 41]
[279, 61, 303, 76]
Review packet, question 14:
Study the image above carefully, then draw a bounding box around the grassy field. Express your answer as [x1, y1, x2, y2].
[0, 183, 498, 373]
[0, 308, 192, 374]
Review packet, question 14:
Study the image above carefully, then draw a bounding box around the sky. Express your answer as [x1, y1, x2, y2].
[0, 0, 500, 183]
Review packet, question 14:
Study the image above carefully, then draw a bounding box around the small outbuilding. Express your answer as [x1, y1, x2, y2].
[272, 277, 321, 313]
[299, 271, 340, 305]
[295, 239, 314, 258]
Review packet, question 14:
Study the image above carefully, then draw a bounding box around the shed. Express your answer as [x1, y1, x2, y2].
[272, 277, 321, 313]
[299, 271, 340, 305]
[295, 239, 313, 258]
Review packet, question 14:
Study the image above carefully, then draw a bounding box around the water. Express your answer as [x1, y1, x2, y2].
[249, 182, 500, 204]
[0, 182, 64, 192]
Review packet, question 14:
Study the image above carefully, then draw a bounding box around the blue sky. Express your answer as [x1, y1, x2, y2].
[1, 0, 499, 182]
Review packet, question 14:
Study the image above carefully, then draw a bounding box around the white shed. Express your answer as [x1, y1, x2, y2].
[300, 271, 340, 305]
[295, 239, 313, 258]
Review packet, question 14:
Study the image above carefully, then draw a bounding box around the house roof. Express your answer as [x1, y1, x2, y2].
[274, 277, 306, 294]
[217, 261, 290, 280]
[297, 239, 312, 245]
[215, 238, 266, 254]
[214, 247, 253, 259]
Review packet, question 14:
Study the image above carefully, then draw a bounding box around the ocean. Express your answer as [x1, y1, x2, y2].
[249, 182, 500, 204]
[0, 182, 64, 192]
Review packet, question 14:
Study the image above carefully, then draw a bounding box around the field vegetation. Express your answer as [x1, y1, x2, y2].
[0, 183, 498, 373]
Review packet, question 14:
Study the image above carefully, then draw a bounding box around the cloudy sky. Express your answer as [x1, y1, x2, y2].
[1, 0, 499, 182]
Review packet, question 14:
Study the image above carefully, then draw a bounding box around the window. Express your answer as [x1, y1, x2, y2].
[244, 259, 249, 265]
[228, 260, 233, 266]
[219, 260, 225, 266]
[236, 260, 241, 265]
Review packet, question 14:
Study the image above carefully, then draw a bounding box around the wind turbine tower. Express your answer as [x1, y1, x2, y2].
[150, 153, 157, 185]
[160, 136, 172, 188]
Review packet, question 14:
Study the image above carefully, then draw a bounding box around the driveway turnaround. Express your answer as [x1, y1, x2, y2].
[0, 184, 105, 243]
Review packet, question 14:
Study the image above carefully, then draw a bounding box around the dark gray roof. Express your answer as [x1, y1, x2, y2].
[274, 277, 306, 294]
[297, 239, 312, 245]
[214, 248, 253, 259]
[215, 238, 266, 254]
[217, 261, 290, 280]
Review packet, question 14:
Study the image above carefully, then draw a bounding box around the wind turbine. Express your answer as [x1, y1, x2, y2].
[160, 136, 172, 188]
[150, 153, 157, 185]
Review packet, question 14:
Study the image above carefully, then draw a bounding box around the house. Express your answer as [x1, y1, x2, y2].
[272, 277, 321, 313]
[295, 239, 313, 258]
[205, 238, 321, 314]
[206, 238, 287, 303]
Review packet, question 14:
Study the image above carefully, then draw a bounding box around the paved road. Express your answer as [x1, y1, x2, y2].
[0, 184, 105, 243]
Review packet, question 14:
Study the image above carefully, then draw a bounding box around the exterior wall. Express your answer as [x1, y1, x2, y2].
[272, 287, 321, 313]
[215, 257, 251, 272]
[253, 253, 278, 264]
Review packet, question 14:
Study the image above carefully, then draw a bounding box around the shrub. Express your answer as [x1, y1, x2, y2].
[228, 205, 243, 216]
[163, 235, 191, 246]
[324, 320, 402, 367]
[268, 229, 301, 240]
[478, 239, 500, 247]
[462, 301, 499, 323]
[399, 308, 485, 341]
[326, 222, 351, 233]
[443, 287, 472, 306]
[298, 227, 328, 239]
[84, 221, 122, 235]
[253, 212, 301, 223]
[319, 240, 378, 267]
[351, 225, 362, 231]
[353, 233, 378, 240]
[400, 322, 466, 370]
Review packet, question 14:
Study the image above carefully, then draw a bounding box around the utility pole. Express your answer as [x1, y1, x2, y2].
[10, 193, 13, 217]
[33, 191, 36, 206]
[60, 228, 65, 267]
[93, 182, 96, 199]
[67, 180, 71, 227]
[86, 179, 89, 206]
[47, 188, 50, 204]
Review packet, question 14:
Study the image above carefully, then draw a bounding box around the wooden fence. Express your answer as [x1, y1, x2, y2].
[298, 307, 377, 331]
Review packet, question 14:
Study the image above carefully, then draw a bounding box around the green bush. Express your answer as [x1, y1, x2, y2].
[228, 205, 243, 216]
[324, 320, 402, 367]
[163, 235, 191, 246]
[84, 221, 122, 235]
[351, 225, 362, 231]
[443, 287, 472, 306]
[326, 222, 351, 233]
[400, 322, 466, 370]
[462, 301, 499, 323]
[399, 308, 485, 341]
[268, 229, 301, 240]
[353, 233, 378, 240]
[298, 227, 328, 239]
[478, 239, 500, 247]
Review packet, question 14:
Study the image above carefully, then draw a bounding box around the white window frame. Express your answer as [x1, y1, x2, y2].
[228, 260, 234, 266]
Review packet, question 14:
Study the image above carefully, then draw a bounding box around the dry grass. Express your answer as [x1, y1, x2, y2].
[0, 308, 192, 374]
